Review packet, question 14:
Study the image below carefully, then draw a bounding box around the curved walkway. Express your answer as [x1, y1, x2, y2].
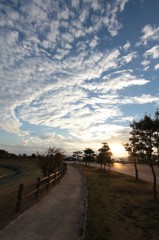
[0, 165, 86, 240]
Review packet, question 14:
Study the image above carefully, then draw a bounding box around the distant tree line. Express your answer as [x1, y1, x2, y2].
[0, 149, 37, 159]
[72, 142, 114, 175]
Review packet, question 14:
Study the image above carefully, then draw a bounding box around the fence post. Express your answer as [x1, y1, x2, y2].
[16, 183, 24, 213]
[60, 169, 63, 178]
[47, 175, 50, 190]
[35, 178, 41, 200]
[58, 171, 60, 181]
[54, 172, 57, 185]
[60, 168, 63, 178]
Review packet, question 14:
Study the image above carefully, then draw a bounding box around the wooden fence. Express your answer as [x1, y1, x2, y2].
[0, 163, 67, 214]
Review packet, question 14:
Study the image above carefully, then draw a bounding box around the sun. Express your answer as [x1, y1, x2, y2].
[110, 143, 127, 157]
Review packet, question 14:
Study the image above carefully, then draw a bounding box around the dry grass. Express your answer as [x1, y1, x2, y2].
[0, 158, 42, 230]
[77, 165, 159, 240]
[0, 166, 14, 176]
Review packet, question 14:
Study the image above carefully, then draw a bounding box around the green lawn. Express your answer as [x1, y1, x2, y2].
[77, 165, 159, 240]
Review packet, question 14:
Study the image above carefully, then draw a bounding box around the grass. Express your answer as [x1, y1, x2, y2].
[0, 166, 14, 176]
[0, 158, 43, 230]
[77, 165, 159, 240]
[0, 158, 42, 194]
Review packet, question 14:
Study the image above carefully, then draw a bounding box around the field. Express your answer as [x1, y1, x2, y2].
[0, 166, 14, 177]
[0, 158, 42, 193]
[0, 158, 42, 230]
[77, 165, 159, 240]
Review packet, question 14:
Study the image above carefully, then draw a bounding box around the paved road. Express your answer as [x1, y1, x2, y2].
[0, 165, 86, 240]
[79, 162, 159, 184]
[113, 163, 159, 183]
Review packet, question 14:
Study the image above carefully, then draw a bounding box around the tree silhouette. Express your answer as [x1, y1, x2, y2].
[124, 120, 140, 180]
[0, 149, 9, 159]
[83, 148, 95, 166]
[126, 111, 159, 199]
[72, 151, 83, 163]
[154, 110, 159, 164]
[37, 147, 65, 177]
[97, 143, 113, 174]
[137, 114, 157, 199]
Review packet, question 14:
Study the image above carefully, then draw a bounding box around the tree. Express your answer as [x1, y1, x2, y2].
[83, 148, 95, 166]
[154, 110, 159, 165]
[72, 151, 83, 163]
[23, 153, 28, 158]
[0, 149, 9, 159]
[37, 147, 65, 177]
[137, 114, 158, 199]
[124, 120, 140, 180]
[31, 153, 37, 158]
[97, 143, 113, 174]
[126, 112, 159, 199]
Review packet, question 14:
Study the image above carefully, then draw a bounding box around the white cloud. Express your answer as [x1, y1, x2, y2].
[123, 41, 131, 51]
[79, 8, 89, 23]
[64, 43, 72, 49]
[6, 31, 19, 46]
[119, 94, 159, 105]
[144, 45, 159, 59]
[154, 64, 159, 70]
[114, 116, 135, 123]
[61, 32, 74, 44]
[72, 0, 80, 9]
[143, 66, 149, 71]
[91, 1, 100, 11]
[93, 70, 149, 93]
[85, 26, 94, 34]
[118, 0, 129, 12]
[132, 94, 159, 104]
[141, 59, 150, 66]
[104, 0, 129, 36]
[89, 37, 99, 48]
[58, 7, 70, 20]
[137, 24, 159, 46]
[105, 75, 148, 92]
[120, 51, 137, 64]
[98, 49, 120, 69]
[89, 0, 129, 37]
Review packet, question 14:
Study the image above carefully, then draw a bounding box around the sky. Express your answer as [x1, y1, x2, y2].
[0, 0, 159, 157]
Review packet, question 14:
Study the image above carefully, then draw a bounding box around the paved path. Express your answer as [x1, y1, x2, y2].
[0, 165, 86, 240]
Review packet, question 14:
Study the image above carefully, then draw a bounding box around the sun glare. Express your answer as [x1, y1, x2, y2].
[110, 144, 127, 157]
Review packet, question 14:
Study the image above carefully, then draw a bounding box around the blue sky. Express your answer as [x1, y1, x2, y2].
[0, 0, 159, 156]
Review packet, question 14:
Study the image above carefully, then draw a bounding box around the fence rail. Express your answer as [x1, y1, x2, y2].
[0, 163, 67, 214]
